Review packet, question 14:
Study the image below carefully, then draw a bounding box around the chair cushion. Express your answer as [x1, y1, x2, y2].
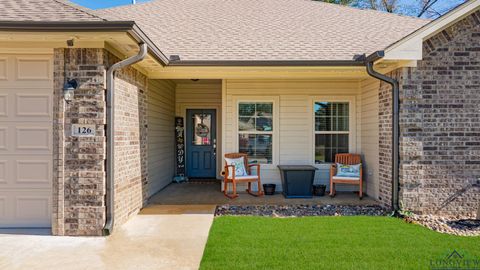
[336, 163, 361, 178]
[224, 157, 247, 178]
[234, 175, 259, 180]
[332, 176, 360, 181]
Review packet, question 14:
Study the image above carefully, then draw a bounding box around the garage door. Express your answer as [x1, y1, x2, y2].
[0, 53, 53, 228]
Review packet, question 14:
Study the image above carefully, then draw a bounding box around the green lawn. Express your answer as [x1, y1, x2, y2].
[200, 216, 480, 270]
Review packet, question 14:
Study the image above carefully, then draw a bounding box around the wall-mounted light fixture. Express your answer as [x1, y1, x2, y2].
[63, 79, 78, 103]
[67, 39, 75, 47]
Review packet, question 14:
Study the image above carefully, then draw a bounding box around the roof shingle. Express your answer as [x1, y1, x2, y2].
[96, 0, 430, 61]
[0, 0, 104, 22]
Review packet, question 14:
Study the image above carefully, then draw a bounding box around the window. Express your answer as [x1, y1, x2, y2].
[314, 101, 350, 163]
[238, 102, 273, 164]
[192, 113, 212, 146]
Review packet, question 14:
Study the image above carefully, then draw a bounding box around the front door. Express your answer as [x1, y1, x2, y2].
[186, 109, 216, 178]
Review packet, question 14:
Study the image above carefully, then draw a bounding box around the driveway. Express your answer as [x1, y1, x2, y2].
[0, 205, 215, 270]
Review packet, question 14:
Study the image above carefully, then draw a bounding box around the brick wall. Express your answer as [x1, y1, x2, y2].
[105, 52, 148, 226]
[53, 48, 106, 236]
[53, 49, 149, 236]
[399, 10, 480, 218]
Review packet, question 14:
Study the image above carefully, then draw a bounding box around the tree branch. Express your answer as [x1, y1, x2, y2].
[417, 0, 439, 17]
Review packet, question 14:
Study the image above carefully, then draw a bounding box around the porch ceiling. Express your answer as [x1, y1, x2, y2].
[148, 66, 370, 80]
[145, 58, 411, 80]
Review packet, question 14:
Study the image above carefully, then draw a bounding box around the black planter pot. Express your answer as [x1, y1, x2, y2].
[313, 184, 326, 196]
[263, 184, 276, 195]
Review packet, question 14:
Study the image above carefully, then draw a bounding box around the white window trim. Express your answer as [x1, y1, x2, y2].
[233, 96, 279, 169]
[310, 96, 356, 164]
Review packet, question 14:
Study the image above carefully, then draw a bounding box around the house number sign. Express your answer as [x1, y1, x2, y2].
[72, 124, 96, 137]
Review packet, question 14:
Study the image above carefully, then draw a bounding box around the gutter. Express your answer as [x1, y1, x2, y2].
[362, 51, 401, 216]
[167, 60, 365, 67]
[103, 42, 148, 236]
[0, 21, 137, 31]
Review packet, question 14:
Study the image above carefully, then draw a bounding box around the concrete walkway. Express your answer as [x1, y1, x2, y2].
[0, 205, 215, 270]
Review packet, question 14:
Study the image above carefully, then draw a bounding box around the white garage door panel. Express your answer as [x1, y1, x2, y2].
[15, 94, 51, 117]
[0, 53, 52, 228]
[16, 160, 52, 184]
[0, 161, 6, 184]
[0, 128, 6, 150]
[0, 123, 52, 154]
[0, 88, 52, 121]
[15, 127, 51, 151]
[0, 58, 7, 80]
[16, 58, 51, 81]
[0, 94, 6, 116]
[0, 191, 52, 227]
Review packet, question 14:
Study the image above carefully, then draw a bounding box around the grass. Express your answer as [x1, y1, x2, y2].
[200, 216, 480, 270]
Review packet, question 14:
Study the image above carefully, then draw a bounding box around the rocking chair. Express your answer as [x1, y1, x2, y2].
[223, 153, 264, 199]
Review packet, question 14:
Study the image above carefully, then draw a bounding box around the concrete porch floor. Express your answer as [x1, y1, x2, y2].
[0, 205, 215, 270]
[149, 182, 379, 206]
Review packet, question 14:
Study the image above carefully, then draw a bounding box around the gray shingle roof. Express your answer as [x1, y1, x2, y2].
[96, 0, 429, 61]
[0, 0, 104, 21]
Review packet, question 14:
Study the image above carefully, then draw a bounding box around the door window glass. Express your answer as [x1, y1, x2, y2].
[193, 113, 212, 145]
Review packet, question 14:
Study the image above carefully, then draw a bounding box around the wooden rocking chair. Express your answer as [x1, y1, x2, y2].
[329, 153, 363, 199]
[223, 153, 264, 199]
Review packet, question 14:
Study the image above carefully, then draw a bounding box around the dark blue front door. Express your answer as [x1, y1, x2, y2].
[186, 109, 216, 178]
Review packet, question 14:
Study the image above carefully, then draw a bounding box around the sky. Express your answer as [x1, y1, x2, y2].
[71, 0, 150, 10]
[72, 0, 465, 18]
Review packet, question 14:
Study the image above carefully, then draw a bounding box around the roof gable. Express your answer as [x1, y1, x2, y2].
[384, 0, 480, 61]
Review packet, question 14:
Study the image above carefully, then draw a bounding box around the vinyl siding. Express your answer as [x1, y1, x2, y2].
[360, 79, 380, 199]
[147, 79, 176, 196]
[224, 79, 369, 192]
[175, 82, 222, 115]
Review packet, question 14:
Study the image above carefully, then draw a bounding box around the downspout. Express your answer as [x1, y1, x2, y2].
[103, 43, 148, 235]
[363, 51, 401, 216]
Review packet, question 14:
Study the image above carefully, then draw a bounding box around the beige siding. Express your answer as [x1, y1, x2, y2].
[224, 79, 366, 192]
[360, 79, 380, 199]
[147, 79, 176, 196]
[175, 81, 223, 178]
[175, 82, 222, 115]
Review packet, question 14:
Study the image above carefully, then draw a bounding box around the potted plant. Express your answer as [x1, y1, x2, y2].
[313, 184, 326, 196]
[263, 184, 276, 195]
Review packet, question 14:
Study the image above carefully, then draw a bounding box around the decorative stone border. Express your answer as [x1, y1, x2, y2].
[405, 214, 480, 237]
[215, 204, 388, 217]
